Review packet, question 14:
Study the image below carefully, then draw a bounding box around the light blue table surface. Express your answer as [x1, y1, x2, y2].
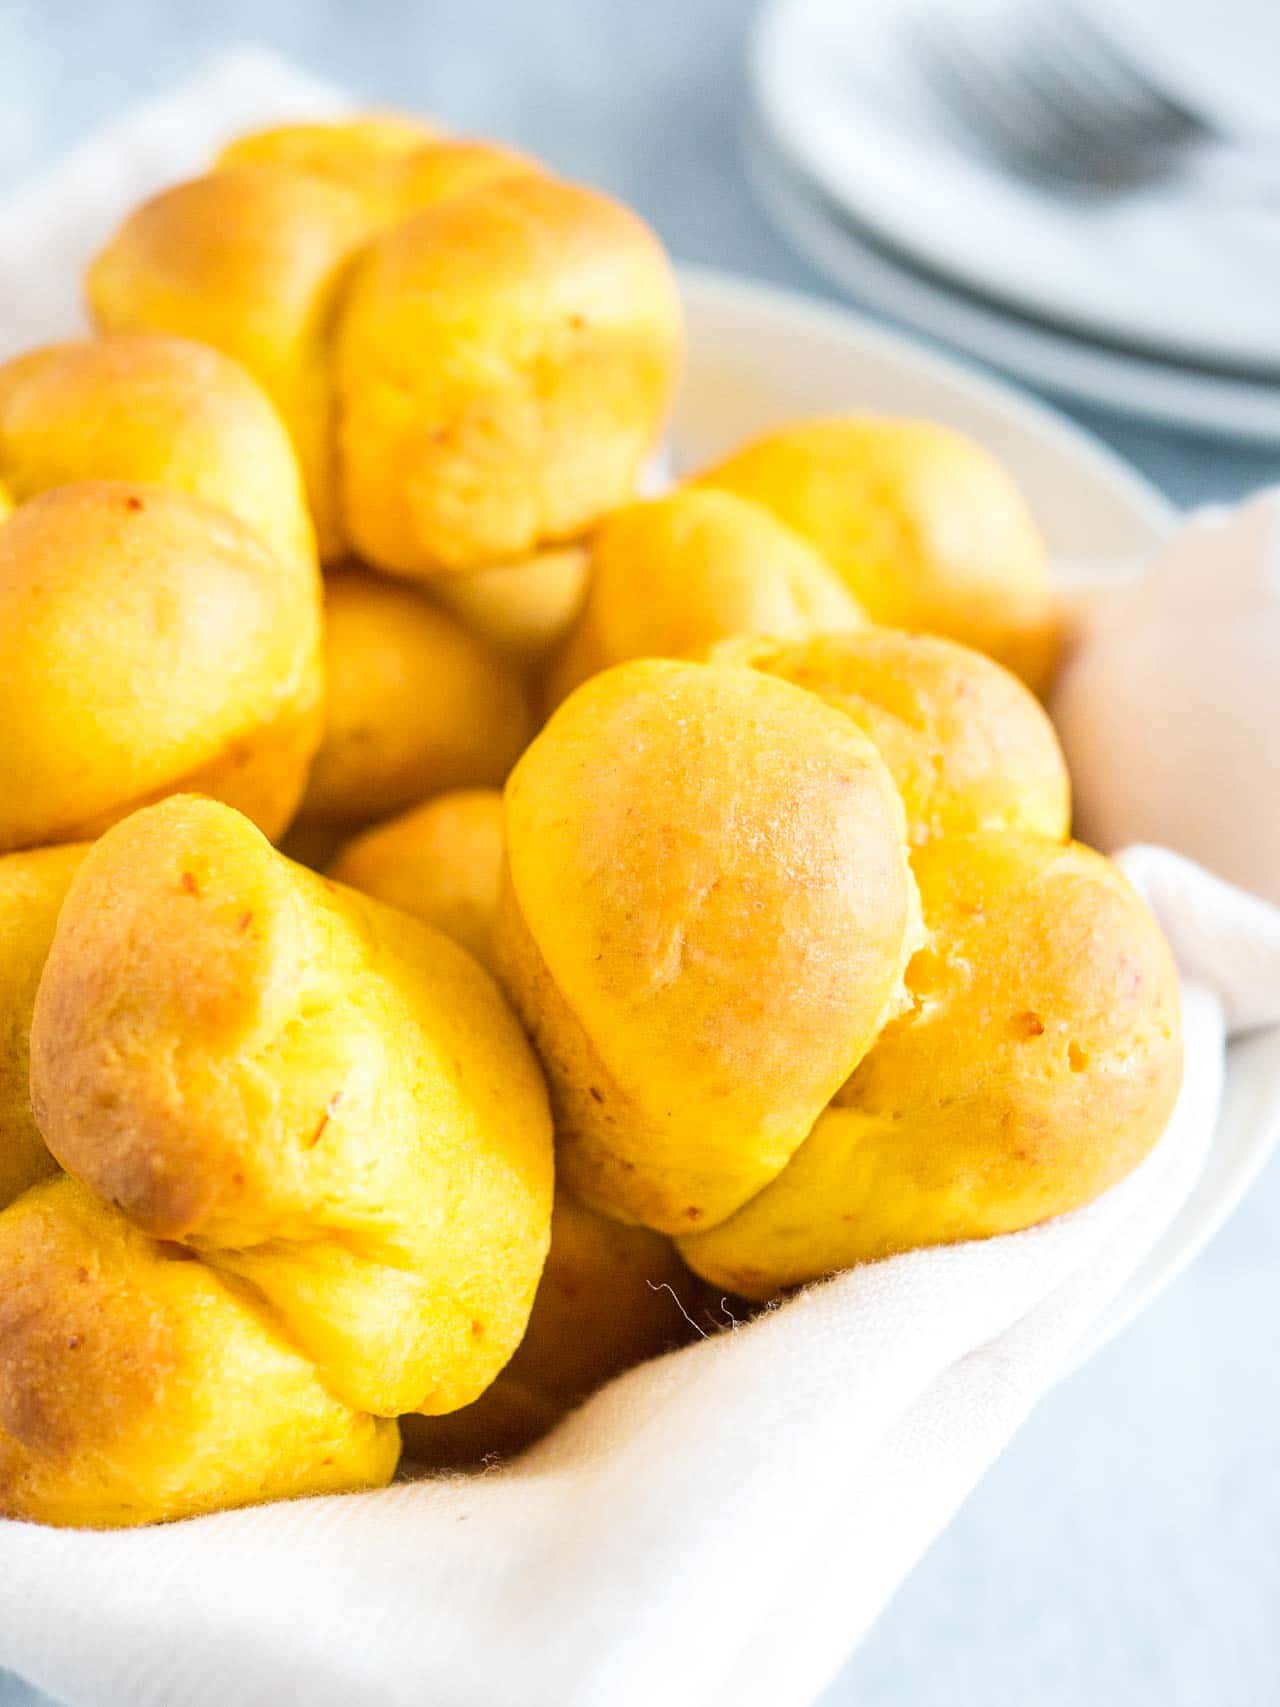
[1, 4, 1277, 1705]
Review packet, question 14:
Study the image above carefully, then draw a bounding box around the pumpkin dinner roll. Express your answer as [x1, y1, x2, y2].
[336, 172, 683, 576]
[29, 794, 555, 1426]
[0, 845, 88, 1209]
[298, 566, 532, 828]
[0, 1178, 399, 1529]
[680, 833, 1183, 1298]
[698, 418, 1061, 693]
[0, 482, 322, 855]
[402, 1188, 702, 1468]
[0, 332, 316, 578]
[329, 788, 505, 972]
[545, 486, 863, 707]
[89, 117, 683, 577]
[711, 628, 1070, 846]
[0, 334, 322, 855]
[494, 659, 921, 1234]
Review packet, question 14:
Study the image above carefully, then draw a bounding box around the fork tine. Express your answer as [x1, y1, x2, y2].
[919, 7, 1136, 182]
[1006, 49, 1130, 163]
[1054, 3, 1205, 137]
[1035, 7, 1199, 149]
[914, 0, 1206, 189]
[1006, 33, 1164, 175]
[914, 8, 1098, 179]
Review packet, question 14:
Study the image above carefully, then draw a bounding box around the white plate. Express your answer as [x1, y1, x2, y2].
[751, 0, 1280, 377]
[748, 128, 1280, 442]
[676, 266, 1280, 1357]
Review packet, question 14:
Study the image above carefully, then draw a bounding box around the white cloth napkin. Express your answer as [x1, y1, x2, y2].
[2, 48, 1279, 1707]
[1055, 491, 1280, 908]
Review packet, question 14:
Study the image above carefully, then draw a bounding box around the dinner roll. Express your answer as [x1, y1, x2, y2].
[299, 567, 532, 828]
[0, 332, 322, 854]
[495, 659, 921, 1233]
[337, 174, 682, 576]
[713, 628, 1070, 845]
[0, 1178, 398, 1528]
[329, 788, 505, 970]
[0, 332, 315, 578]
[0, 482, 322, 853]
[546, 487, 862, 706]
[88, 117, 684, 577]
[29, 794, 555, 1420]
[680, 833, 1182, 1296]
[402, 1189, 701, 1467]
[698, 418, 1060, 692]
[0, 845, 88, 1208]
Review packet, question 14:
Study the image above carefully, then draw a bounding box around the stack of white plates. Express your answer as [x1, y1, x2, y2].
[750, 0, 1280, 440]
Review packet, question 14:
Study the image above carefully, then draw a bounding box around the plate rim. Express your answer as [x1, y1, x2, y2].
[674, 259, 1178, 532]
[743, 124, 1280, 445]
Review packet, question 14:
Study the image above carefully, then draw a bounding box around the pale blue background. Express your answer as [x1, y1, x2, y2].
[0, 3, 1277, 1704]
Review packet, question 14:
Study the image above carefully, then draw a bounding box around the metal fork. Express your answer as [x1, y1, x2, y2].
[916, 1, 1280, 198]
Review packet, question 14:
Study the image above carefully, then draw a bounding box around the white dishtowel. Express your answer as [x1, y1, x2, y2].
[0, 47, 1278, 1707]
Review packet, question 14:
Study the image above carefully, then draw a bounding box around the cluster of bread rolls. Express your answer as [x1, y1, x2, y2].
[0, 113, 1181, 1529]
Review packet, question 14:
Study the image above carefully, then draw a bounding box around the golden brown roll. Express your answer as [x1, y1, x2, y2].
[0, 1178, 399, 1528]
[0, 331, 323, 854]
[0, 482, 322, 853]
[0, 845, 88, 1208]
[697, 418, 1060, 693]
[336, 173, 682, 576]
[29, 794, 555, 1425]
[680, 833, 1183, 1297]
[402, 1189, 702, 1467]
[546, 487, 862, 707]
[495, 658, 921, 1233]
[712, 628, 1070, 845]
[329, 788, 504, 970]
[88, 117, 684, 578]
[0, 332, 316, 578]
[299, 566, 532, 827]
